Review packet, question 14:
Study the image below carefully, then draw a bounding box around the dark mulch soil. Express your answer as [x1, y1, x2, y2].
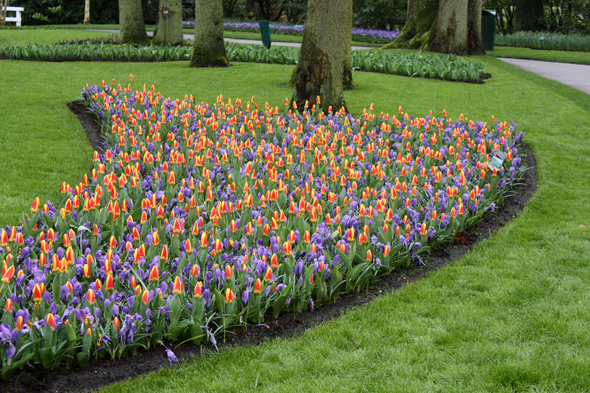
[0, 102, 537, 393]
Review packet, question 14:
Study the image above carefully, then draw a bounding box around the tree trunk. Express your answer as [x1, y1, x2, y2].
[1, 0, 7, 26]
[119, 0, 149, 45]
[190, 0, 228, 67]
[382, 0, 439, 50]
[514, 0, 545, 31]
[467, 0, 485, 54]
[154, 0, 183, 46]
[291, 0, 353, 112]
[429, 0, 468, 55]
[84, 0, 91, 24]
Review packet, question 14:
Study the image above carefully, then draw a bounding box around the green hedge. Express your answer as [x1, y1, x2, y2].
[495, 32, 590, 52]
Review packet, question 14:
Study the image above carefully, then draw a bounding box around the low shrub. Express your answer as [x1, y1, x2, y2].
[0, 43, 488, 83]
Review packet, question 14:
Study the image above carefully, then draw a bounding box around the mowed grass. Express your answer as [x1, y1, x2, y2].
[490, 45, 590, 65]
[0, 28, 117, 45]
[1, 34, 590, 392]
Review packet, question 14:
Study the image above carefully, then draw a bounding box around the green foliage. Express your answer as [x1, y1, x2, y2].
[543, 0, 590, 34]
[0, 42, 488, 82]
[486, 0, 590, 34]
[351, 50, 487, 82]
[496, 31, 590, 51]
[11, 0, 119, 25]
[353, 0, 407, 30]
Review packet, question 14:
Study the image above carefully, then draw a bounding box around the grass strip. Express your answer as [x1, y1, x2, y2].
[490, 46, 590, 65]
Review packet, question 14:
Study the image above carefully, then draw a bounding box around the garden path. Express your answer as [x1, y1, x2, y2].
[499, 57, 590, 95]
[85, 29, 374, 50]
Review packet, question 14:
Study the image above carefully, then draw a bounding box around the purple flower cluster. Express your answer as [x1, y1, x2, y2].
[182, 21, 400, 43]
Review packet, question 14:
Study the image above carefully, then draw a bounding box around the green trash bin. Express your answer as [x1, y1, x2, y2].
[481, 9, 496, 51]
[259, 20, 272, 49]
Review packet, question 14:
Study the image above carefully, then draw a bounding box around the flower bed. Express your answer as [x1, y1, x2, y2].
[0, 43, 488, 83]
[182, 21, 400, 44]
[0, 77, 525, 377]
[495, 32, 590, 52]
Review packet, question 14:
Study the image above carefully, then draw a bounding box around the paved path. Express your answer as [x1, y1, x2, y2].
[86, 29, 373, 51]
[499, 57, 590, 96]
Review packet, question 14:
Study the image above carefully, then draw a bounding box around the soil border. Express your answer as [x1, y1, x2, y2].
[0, 102, 537, 393]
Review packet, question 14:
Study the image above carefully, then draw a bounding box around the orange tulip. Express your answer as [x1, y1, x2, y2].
[149, 265, 159, 282]
[172, 276, 184, 295]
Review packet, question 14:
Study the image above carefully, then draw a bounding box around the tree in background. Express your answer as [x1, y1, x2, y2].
[84, 0, 91, 23]
[0, 0, 7, 26]
[383, 0, 484, 55]
[429, 0, 485, 54]
[382, 0, 438, 49]
[353, 0, 407, 30]
[154, 0, 183, 45]
[119, 0, 149, 44]
[190, 0, 228, 67]
[514, 0, 545, 31]
[291, 0, 353, 112]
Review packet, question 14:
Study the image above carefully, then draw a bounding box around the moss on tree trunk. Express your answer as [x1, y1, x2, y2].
[154, 0, 183, 46]
[119, 0, 149, 45]
[291, 0, 353, 112]
[190, 0, 228, 68]
[382, 0, 439, 50]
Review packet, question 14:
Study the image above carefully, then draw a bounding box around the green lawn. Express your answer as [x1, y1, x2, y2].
[490, 45, 590, 65]
[0, 28, 117, 45]
[1, 31, 590, 392]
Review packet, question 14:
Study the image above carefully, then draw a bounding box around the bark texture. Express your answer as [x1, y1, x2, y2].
[467, 0, 485, 54]
[515, 0, 545, 31]
[190, 0, 228, 67]
[84, 0, 91, 24]
[382, 0, 439, 49]
[0, 0, 7, 26]
[291, 0, 353, 112]
[429, 0, 468, 54]
[154, 0, 183, 46]
[119, 0, 149, 45]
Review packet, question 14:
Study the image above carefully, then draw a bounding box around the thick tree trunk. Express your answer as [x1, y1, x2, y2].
[467, 0, 485, 54]
[514, 0, 544, 31]
[190, 0, 228, 67]
[119, 0, 149, 45]
[291, 0, 353, 112]
[154, 0, 183, 46]
[429, 0, 468, 55]
[382, 0, 439, 49]
[84, 0, 91, 24]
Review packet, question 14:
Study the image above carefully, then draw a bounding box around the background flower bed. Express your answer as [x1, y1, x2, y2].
[181, 21, 400, 44]
[0, 76, 524, 377]
[495, 31, 590, 52]
[0, 43, 488, 83]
